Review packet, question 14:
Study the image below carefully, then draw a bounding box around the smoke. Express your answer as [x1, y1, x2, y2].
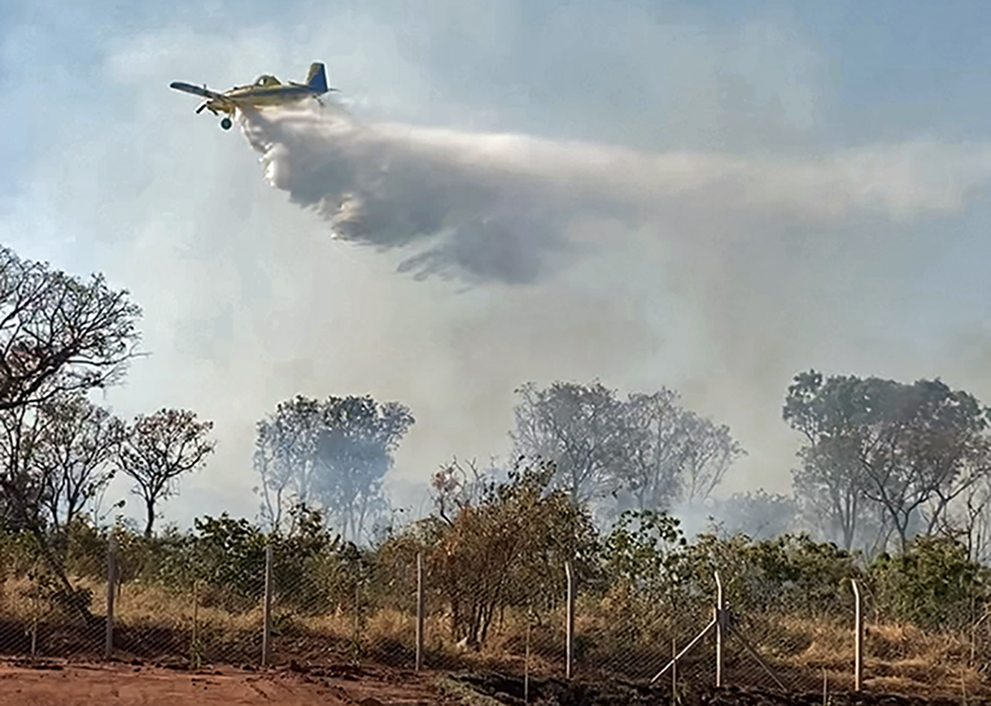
[240, 104, 991, 284]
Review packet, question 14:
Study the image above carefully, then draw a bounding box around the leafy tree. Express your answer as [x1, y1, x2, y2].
[118, 408, 215, 537]
[784, 370, 991, 552]
[420, 458, 599, 646]
[610, 390, 689, 512]
[511, 380, 625, 505]
[603, 508, 688, 600]
[0, 246, 142, 409]
[784, 371, 872, 550]
[710, 489, 798, 541]
[312, 395, 413, 543]
[254, 394, 413, 543]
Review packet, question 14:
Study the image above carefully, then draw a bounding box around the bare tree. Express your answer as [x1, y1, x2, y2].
[0, 403, 46, 536]
[0, 246, 142, 409]
[679, 414, 745, 506]
[253, 395, 322, 532]
[33, 394, 124, 537]
[0, 402, 91, 615]
[0, 248, 141, 621]
[118, 409, 215, 537]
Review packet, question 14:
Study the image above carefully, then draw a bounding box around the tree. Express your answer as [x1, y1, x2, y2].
[512, 380, 745, 517]
[784, 370, 991, 552]
[511, 380, 623, 505]
[118, 409, 215, 537]
[0, 248, 141, 621]
[0, 402, 47, 541]
[253, 394, 414, 543]
[253, 395, 322, 532]
[0, 246, 142, 409]
[33, 395, 124, 538]
[678, 413, 745, 506]
[312, 395, 414, 543]
[610, 391, 744, 514]
[710, 489, 798, 540]
[611, 390, 689, 512]
[422, 459, 598, 646]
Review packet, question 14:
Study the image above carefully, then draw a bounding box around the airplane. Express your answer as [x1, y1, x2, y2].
[169, 62, 334, 130]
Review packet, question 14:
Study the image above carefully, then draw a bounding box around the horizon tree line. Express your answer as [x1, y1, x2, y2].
[5, 240, 991, 569]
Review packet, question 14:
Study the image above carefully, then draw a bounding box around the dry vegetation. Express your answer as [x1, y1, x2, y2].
[2, 471, 991, 702]
[3, 567, 991, 700]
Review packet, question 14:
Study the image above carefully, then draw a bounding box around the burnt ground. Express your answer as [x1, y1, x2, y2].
[450, 671, 991, 706]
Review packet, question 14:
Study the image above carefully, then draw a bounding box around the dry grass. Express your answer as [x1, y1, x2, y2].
[3, 575, 991, 696]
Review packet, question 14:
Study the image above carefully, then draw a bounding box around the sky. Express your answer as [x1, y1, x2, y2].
[3, 0, 991, 531]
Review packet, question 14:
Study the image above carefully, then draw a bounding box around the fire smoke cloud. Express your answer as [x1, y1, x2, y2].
[240, 105, 991, 284]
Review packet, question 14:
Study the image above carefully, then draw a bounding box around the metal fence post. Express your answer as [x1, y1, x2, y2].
[714, 570, 724, 688]
[565, 560, 575, 680]
[852, 578, 863, 692]
[105, 533, 116, 660]
[262, 544, 273, 667]
[415, 551, 424, 671]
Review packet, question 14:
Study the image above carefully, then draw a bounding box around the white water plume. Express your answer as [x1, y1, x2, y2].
[240, 105, 991, 284]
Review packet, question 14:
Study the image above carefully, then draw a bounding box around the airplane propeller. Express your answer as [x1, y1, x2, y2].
[196, 101, 209, 114]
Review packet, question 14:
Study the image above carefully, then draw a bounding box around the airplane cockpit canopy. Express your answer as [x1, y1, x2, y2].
[253, 74, 281, 87]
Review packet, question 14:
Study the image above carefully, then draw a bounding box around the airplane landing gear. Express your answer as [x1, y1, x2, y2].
[220, 117, 233, 130]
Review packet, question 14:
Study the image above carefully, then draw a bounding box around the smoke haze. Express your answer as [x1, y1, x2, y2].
[8, 3, 991, 530]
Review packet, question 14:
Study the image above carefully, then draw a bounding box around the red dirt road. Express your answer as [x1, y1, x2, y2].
[0, 660, 454, 706]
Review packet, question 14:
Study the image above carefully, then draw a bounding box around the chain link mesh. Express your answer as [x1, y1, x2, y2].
[2, 523, 991, 701]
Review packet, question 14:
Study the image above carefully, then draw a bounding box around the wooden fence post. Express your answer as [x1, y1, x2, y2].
[262, 544, 273, 667]
[415, 552, 424, 671]
[105, 533, 116, 660]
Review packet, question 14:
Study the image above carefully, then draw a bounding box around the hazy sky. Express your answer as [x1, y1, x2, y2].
[4, 0, 991, 530]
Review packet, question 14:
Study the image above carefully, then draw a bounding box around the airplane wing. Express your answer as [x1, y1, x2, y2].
[169, 82, 227, 101]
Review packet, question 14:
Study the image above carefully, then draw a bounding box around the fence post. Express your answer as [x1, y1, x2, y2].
[714, 570, 724, 688]
[671, 637, 677, 699]
[415, 552, 424, 671]
[852, 578, 863, 692]
[262, 544, 273, 667]
[565, 560, 575, 680]
[105, 533, 116, 660]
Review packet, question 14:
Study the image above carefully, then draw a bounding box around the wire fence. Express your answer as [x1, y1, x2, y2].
[2, 530, 990, 701]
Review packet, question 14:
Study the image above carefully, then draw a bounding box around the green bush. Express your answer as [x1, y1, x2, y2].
[869, 535, 987, 629]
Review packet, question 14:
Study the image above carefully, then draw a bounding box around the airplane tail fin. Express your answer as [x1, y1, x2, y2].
[306, 62, 329, 94]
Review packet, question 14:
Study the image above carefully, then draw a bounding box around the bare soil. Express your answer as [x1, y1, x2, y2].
[0, 658, 457, 706]
[3, 659, 990, 706]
